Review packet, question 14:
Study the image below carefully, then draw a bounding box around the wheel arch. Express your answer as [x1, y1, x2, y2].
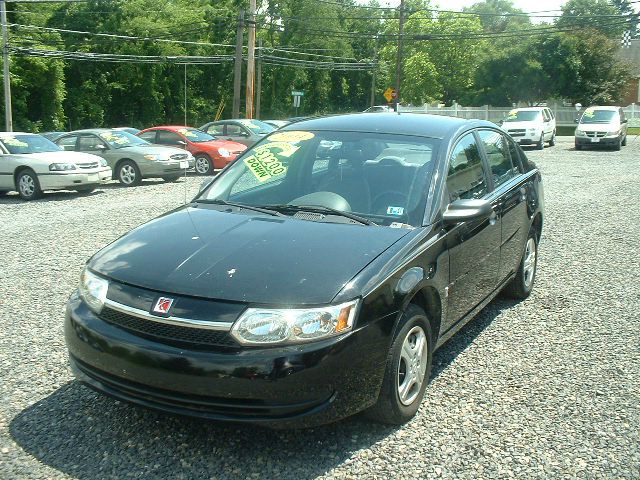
[402, 286, 443, 346]
[13, 165, 36, 187]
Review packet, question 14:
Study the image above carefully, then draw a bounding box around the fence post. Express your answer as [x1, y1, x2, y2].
[453, 101, 458, 118]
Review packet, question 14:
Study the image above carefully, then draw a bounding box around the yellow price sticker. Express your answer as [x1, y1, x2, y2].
[268, 131, 315, 143]
[244, 149, 287, 182]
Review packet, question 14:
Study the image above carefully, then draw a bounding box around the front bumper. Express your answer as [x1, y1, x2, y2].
[505, 132, 541, 145]
[39, 168, 112, 190]
[65, 292, 390, 428]
[575, 136, 620, 146]
[141, 160, 193, 177]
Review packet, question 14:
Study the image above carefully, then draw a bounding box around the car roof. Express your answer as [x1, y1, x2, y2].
[143, 126, 194, 131]
[587, 106, 620, 110]
[280, 113, 492, 139]
[512, 107, 547, 111]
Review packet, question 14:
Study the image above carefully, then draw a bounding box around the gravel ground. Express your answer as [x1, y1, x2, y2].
[0, 136, 639, 479]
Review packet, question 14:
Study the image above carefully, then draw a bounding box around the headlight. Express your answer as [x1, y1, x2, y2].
[49, 163, 76, 171]
[143, 154, 160, 161]
[100, 159, 108, 167]
[218, 148, 231, 158]
[230, 300, 359, 346]
[605, 130, 620, 137]
[575, 129, 587, 137]
[79, 267, 109, 314]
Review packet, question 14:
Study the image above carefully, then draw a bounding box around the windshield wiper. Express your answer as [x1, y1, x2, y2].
[263, 204, 376, 226]
[193, 199, 284, 217]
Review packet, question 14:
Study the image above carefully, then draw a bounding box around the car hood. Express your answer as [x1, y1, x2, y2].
[114, 145, 187, 156]
[197, 140, 247, 153]
[576, 122, 619, 132]
[89, 206, 410, 305]
[10, 150, 104, 164]
[502, 121, 542, 130]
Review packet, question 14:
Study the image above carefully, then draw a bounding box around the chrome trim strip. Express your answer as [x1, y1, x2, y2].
[103, 298, 233, 331]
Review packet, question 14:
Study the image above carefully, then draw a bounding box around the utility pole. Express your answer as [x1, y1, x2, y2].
[255, 38, 262, 119]
[370, 38, 377, 108]
[394, 0, 405, 113]
[232, 11, 244, 119]
[1, 0, 12, 131]
[245, 0, 256, 119]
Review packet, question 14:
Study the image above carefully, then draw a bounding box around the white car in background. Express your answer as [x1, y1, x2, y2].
[0, 133, 112, 200]
[574, 106, 628, 151]
[500, 107, 556, 149]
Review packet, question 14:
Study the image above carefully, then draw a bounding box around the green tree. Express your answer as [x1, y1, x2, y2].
[556, 0, 627, 39]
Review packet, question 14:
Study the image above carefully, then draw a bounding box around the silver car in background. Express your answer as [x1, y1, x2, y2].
[0, 133, 111, 200]
[55, 129, 194, 186]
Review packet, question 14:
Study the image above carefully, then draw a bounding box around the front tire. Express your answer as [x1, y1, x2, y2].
[194, 154, 213, 175]
[365, 305, 433, 425]
[503, 230, 538, 299]
[575, 141, 582, 151]
[548, 130, 556, 147]
[536, 134, 544, 150]
[117, 160, 141, 186]
[162, 175, 181, 182]
[613, 137, 621, 151]
[17, 169, 43, 200]
[621, 135, 627, 147]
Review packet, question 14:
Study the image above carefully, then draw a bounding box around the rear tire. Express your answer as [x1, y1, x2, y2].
[162, 175, 181, 182]
[117, 160, 141, 186]
[365, 305, 433, 425]
[503, 229, 538, 300]
[194, 154, 213, 175]
[16, 169, 43, 201]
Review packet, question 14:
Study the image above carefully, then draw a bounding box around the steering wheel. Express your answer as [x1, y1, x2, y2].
[372, 191, 408, 216]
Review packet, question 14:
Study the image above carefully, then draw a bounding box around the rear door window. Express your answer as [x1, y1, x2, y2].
[78, 135, 107, 152]
[57, 135, 78, 151]
[447, 133, 488, 201]
[478, 130, 519, 188]
[156, 130, 184, 146]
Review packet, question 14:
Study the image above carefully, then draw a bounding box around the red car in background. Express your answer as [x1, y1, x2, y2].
[137, 126, 246, 175]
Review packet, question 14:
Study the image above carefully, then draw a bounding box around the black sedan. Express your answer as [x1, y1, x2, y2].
[65, 113, 544, 428]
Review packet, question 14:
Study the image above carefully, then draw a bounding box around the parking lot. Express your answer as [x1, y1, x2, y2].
[0, 136, 638, 479]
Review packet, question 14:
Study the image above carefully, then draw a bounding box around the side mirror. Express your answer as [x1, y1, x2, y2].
[443, 199, 494, 225]
[95, 144, 107, 151]
[177, 140, 187, 147]
[574, 118, 579, 124]
[497, 120, 503, 126]
[199, 178, 214, 193]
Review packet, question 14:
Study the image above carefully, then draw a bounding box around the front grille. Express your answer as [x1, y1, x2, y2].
[99, 306, 237, 348]
[585, 131, 607, 138]
[507, 129, 525, 137]
[77, 161, 99, 169]
[169, 153, 188, 160]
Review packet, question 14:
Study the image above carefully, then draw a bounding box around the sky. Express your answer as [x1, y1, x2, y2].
[367, 0, 570, 14]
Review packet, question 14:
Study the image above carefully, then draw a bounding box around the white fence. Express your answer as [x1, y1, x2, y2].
[398, 102, 640, 127]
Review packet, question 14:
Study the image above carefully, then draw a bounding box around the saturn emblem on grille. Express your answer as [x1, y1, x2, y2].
[152, 297, 174, 315]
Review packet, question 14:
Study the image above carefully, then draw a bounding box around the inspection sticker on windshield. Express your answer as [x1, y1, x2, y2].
[244, 147, 287, 182]
[269, 131, 315, 143]
[387, 206, 404, 216]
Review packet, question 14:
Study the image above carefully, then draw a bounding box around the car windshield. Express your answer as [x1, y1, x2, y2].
[504, 110, 542, 122]
[176, 128, 216, 143]
[200, 130, 439, 227]
[237, 119, 275, 134]
[98, 130, 149, 149]
[0, 134, 61, 154]
[580, 109, 617, 124]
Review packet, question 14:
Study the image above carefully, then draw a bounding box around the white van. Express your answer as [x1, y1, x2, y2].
[500, 107, 556, 149]
[574, 106, 628, 151]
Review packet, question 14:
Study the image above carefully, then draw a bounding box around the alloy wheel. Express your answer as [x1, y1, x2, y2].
[397, 325, 428, 406]
[195, 156, 211, 174]
[523, 238, 537, 288]
[19, 174, 35, 197]
[120, 164, 136, 185]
